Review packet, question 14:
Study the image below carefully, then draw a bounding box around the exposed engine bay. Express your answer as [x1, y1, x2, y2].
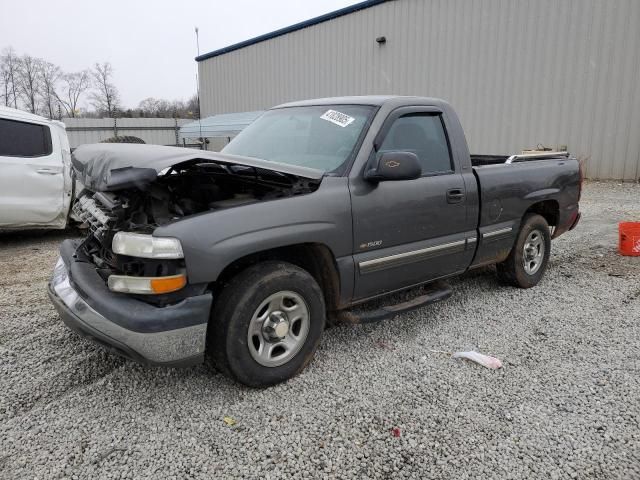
[73, 159, 321, 280]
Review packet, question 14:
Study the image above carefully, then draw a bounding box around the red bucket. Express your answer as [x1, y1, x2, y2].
[619, 222, 640, 256]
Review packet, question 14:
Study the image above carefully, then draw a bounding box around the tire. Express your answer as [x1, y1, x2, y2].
[207, 261, 326, 387]
[100, 135, 145, 144]
[496, 214, 551, 288]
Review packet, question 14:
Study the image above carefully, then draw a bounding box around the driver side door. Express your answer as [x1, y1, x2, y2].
[349, 107, 476, 301]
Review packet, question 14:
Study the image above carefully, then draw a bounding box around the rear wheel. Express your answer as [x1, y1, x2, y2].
[496, 214, 551, 288]
[207, 261, 325, 387]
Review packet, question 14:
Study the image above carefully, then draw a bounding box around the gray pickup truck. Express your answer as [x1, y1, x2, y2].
[49, 96, 582, 386]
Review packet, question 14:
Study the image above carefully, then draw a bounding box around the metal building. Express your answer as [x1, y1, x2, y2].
[197, 0, 640, 180]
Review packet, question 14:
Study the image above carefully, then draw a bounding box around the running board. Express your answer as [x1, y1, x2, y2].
[332, 281, 453, 324]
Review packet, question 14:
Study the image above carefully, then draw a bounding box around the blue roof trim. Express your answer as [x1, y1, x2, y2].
[179, 111, 264, 138]
[195, 0, 390, 62]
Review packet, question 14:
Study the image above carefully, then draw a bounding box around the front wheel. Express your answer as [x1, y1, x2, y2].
[496, 214, 551, 288]
[207, 261, 326, 387]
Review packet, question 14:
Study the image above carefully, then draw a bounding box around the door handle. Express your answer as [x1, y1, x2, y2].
[446, 188, 464, 203]
[36, 168, 60, 175]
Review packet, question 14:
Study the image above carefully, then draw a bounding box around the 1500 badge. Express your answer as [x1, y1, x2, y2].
[359, 240, 383, 249]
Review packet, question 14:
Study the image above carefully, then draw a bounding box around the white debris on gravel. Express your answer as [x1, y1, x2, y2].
[451, 351, 502, 369]
[1, 181, 639, 479]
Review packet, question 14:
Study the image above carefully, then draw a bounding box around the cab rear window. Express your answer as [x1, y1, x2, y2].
[0, 117, 52, 157]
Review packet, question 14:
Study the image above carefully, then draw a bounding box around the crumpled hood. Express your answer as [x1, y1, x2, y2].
[72, 143, 324, 192]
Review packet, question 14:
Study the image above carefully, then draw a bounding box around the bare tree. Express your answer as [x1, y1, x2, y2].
[1, 47, 20, 108]
[56, 70, 90, 118]
[17, 54, 42, 114]
[136, 95, 199, 118]
[1, 66, 11, 107]
[90, 62, 120, 116]
[39, 61, 62, 119]
[138, 97, 163, 116]
[186, 94, 200, 119]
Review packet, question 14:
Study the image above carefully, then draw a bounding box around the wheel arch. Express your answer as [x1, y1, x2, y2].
[523, 199, 559, 228]
[212, 242, 342, 312]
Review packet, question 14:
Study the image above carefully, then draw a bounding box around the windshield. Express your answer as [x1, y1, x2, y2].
[222, 105, 375, 173]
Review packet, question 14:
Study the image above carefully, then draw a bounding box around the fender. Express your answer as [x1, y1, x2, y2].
[153, 177, 353, 284]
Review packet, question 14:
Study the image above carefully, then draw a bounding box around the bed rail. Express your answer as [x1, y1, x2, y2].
[505, 151, 570, 164]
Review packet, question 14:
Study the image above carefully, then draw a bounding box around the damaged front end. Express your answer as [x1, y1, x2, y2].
[48, 144, 323, 366]
[71, 144, 322, 304]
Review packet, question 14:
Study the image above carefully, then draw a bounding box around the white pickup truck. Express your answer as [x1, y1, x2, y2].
[0, 106, 73, 230]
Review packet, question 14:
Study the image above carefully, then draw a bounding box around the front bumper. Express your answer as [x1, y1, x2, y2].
[48, 249, 212, 367]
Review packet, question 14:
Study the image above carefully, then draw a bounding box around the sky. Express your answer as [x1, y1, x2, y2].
[0, 0, 358, 109]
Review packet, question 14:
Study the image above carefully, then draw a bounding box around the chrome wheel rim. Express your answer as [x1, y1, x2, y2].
[247, 291, 310, 367]
[523, 229, 545, 275]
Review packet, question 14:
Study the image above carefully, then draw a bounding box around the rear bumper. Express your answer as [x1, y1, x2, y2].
[552, 206, 581, 239]
[48, 244, 212, 367]
[569, 211, 581, 231]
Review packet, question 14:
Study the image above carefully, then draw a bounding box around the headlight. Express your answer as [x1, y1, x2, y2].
[112, 232, 183, 259]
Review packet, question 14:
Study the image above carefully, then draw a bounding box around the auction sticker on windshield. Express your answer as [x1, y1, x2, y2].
[320, 110, 356, 127]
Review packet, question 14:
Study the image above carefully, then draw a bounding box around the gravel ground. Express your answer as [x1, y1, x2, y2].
[1, 181, 639, 479]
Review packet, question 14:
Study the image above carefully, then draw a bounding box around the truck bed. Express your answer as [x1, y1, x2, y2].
[471, 152, 569, 167]
[469, 152, 581, 266]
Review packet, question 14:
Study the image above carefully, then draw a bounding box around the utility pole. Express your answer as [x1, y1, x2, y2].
[195, 26, 204, 149]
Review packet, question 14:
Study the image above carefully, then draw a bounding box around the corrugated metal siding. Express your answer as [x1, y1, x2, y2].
[62, 118, 191, 148]
[199, 0, 640, 180]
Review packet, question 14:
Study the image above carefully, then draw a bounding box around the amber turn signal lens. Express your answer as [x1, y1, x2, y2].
[150, 274, 187, 294]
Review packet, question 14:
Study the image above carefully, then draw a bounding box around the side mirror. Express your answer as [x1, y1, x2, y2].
[364, 151, 422, 182]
